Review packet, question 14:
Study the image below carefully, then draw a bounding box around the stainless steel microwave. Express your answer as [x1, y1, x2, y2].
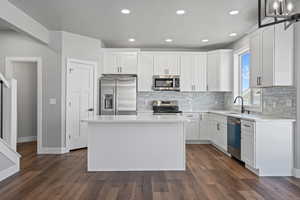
[152, 75, 180, 91]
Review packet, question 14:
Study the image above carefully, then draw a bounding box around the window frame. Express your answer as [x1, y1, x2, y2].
[233, 46, 262, 112]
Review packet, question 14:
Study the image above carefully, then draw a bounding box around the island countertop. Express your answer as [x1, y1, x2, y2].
[82, 114, 188, 124]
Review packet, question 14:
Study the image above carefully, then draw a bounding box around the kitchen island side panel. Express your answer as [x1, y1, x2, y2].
[87, 122, 185, 171]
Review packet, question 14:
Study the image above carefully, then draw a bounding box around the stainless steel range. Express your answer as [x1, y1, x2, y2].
[152, 100, 182, 114]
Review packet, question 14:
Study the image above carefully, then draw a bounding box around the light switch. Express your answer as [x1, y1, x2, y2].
[49, 98, 57, 105]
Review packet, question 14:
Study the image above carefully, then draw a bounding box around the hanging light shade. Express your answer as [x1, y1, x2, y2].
[259, 0, 300, 29]
[266, 0, 294, 17]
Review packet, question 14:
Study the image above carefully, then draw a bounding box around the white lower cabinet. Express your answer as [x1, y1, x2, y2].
[202, 113, 227, 151]
[184, 113, 200, 141]
[241, 120, 255, 168]
[240, 119, 294, 176]
[199, 113, 210, 141]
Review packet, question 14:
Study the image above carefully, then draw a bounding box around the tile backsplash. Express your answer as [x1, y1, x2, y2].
[224, 87, 296, 118]
[138, 92, 226, 112]
[138, 87, 296, 118]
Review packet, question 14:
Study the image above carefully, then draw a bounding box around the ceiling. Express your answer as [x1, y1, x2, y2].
[8, 0, 258, 48]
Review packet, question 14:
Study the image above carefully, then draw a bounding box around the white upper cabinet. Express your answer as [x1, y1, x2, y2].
[153, 53, 180, 75]
[250, 32, 261, 88]
[250, 24, 294, 87]
[180, 53, 207, 92]
[207, 50, 233, 92]
[138, 53, 154, 91]
[103, 50, 138, 74]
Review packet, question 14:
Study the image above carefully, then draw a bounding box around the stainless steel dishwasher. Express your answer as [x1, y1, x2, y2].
[227, 117, 241, 160]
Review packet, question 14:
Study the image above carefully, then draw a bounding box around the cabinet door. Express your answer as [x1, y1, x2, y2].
[241, 121, 255, 168]
[180, 55, 194, 92]
[207, 52, 219, 91]
[274, 24, 294, 86]
[184, 114, 200, 141]
[261, 26, 275, 87]
[119, 53, 138, 74]
[138, 53, 154, 91]
[199, 113, 210, 140]
[154, 54, 179, 75]
[103, 53, 118, 74]
[219, 124, 227, 151]
[185, 117, 200, 141]
[250, 33, 261, 88]
[195, 54, 207, 91]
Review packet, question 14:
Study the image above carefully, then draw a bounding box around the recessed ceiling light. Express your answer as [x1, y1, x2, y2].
[128, 38, 135, 42]
[121, 9, 131, 14]
[229, 33, 237, 37]
[165, 38, 173, 43]
[229, 10, 239, 15]
[202, 39, 209, 43]
[176, 10, 186, 15]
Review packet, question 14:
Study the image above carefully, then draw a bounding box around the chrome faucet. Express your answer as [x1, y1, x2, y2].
[234, 96, 245, 114]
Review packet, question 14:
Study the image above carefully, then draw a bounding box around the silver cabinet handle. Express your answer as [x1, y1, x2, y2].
[257, 77, 259, 86]
[120, 67, 122, 73]
[243, 124, 251, 128]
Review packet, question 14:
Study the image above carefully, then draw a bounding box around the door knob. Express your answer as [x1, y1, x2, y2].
[88, 108, 94, 112]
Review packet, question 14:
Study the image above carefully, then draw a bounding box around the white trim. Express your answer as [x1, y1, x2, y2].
[232, 47, 263, 113]
[0, 73, 10, 88]
[65, 58, 97, 152]
[293, 168, 300, 178]
[38, 147, 69, 154]
[5, 57, 43, 154]
[186, 140, 211, 144]
[0, 164, 19, 183]
[17, 136, 37, 143]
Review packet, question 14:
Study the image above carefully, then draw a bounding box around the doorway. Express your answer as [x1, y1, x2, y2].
[5, 57, 42, 154]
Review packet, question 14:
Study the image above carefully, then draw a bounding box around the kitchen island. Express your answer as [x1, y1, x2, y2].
[83, 115, 187, 171]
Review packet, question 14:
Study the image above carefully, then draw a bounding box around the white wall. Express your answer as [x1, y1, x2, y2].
[0, 30, 104, 150]
[0, 30, 61, 148]
[60, 31, 103, 148]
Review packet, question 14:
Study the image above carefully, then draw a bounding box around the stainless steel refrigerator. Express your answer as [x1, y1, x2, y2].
[100, 74, 137, 115]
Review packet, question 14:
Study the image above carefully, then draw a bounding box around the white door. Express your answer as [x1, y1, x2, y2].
[207, 52, 219, 91]
[195, 54, 207, 91]
[103, 53, 118, 74]
[250, 33, 261, 88]
[118, 53, 138, 74]
[67, 60, 95, 150]
[154, 54, 179, 75]
[180, 55, 194, 91]
[138, 53, 154, 91]
[261, 26, 275, 87]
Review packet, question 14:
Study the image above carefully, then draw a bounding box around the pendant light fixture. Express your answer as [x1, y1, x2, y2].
[258, 0, 300, 29]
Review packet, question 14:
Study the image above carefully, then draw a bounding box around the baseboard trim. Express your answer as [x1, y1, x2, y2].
[0, 164, 19, 182]
[293, 168, 300, 178]
[38, 147, 69, 155]
[17, 136, 37, 143]
[186, 140, 211, 144]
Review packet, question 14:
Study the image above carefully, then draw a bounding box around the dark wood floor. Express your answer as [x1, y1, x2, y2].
[0, 142, 300, 200]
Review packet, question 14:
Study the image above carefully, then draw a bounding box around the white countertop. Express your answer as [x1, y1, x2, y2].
[82, 114, 188, 123]
[209, 110, 296, 122]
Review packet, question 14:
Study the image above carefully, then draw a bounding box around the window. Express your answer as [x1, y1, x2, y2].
[233, 48, 261, 111]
